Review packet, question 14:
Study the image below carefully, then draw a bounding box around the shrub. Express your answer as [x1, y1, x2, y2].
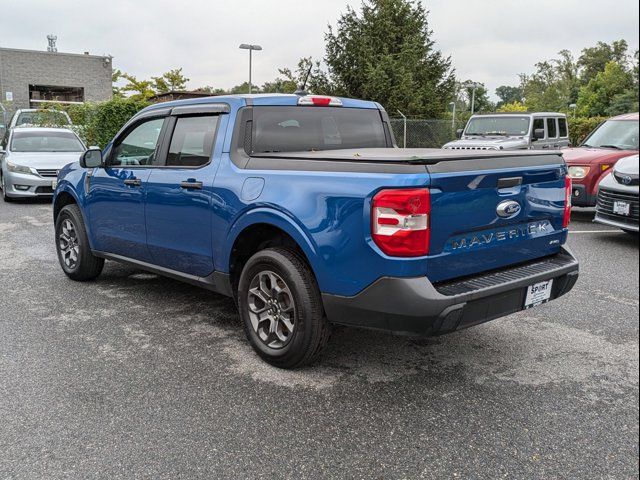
[36, 97, 149, 148]
[567, 116, 606, 146]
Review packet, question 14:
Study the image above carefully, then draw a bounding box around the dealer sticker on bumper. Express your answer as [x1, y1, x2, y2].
[524, 280, 553, 309]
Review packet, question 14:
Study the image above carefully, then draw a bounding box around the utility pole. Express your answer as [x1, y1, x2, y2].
[239, 44, 262, 94]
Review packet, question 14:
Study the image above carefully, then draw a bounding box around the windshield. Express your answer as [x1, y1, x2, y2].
[251, 106, 388, 153]
[465, 116, 530, 136]
[16, 111, 70, 127]
[11, 130, 84, 152]
[582, 120, 639, 150]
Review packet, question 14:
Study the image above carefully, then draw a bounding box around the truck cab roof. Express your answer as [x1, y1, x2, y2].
[142, 93, 384, 115]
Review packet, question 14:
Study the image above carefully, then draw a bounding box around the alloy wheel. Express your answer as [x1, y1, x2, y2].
[58, 219, 80, 269]
[247, 270, 296, 349]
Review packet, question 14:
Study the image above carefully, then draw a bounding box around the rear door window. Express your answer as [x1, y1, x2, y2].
[166, 115, 218, 167]
[546, 118, 557, 138]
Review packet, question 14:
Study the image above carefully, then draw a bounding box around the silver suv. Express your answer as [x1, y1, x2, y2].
[443, 112, 570, 151]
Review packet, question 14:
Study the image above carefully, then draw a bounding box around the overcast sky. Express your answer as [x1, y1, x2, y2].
[1, 0, 638, 100]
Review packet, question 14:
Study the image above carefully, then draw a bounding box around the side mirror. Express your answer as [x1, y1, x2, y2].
[456, 128, 464, 139]
[532, 128, 545, 141]
[80, 148, 103, 168]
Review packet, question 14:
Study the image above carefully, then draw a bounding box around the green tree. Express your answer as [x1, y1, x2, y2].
[496, 101, 527, 112]
[576, 61, 634, 116]
[152, 68, 189, 93]
[578, 40, 629, 84]
[520, 50, 579, 112]
[268, 57, 332, 94]
[495, 85, 523, 107]
[121, 73, 156, 100]
[323, 0, 455, 117]
[112, 69, 125, 97]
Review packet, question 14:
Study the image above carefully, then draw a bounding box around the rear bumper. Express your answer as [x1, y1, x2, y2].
[322, 247, 579, 336]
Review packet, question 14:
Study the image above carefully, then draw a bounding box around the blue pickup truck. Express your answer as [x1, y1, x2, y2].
[53, 94, 579, 368]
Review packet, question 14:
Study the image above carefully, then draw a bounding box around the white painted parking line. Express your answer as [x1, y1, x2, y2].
[569, 230, 624, 234]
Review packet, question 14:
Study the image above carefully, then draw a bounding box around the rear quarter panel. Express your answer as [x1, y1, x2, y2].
[214, 154, 432, 296]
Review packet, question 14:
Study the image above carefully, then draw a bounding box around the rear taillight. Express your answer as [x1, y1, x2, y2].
[563, 176, 572, 228]
[372, 188, 430, 257]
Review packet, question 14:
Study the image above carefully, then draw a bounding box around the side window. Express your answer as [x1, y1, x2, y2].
[166, 115, 218, 167]
[112, 118, 164, 167]
[533, 118, 545, 138]
[558, 118, 568, 137]
[546, 118, 557, 138]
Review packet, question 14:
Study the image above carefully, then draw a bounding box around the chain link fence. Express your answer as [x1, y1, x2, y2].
[389, 118, 467, 148]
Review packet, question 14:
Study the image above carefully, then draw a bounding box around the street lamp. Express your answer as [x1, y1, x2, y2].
[239, 44, 262, 94]
[569, 103, 577, 117]
[467, 82, 482, 115]
[449, 101, 456, 130]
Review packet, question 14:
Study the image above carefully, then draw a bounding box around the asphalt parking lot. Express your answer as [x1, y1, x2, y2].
[0, 200, 638, 479]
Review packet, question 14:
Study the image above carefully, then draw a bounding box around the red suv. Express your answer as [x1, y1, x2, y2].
[563, 113, 639, 207]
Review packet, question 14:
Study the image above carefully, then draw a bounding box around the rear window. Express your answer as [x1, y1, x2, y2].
[11, 130, 84, 152]
[16, 111, 70, 127]
[250, 107, 388, 154]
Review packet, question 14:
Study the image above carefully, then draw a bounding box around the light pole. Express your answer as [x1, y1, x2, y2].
[239, 44, 262, 94]
[449, 101, 456, 130]
[569, 103, 577, 117]
[467, 82, 482, 114]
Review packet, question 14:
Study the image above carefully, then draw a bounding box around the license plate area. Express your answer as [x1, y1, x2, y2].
[524, 279, 553, 309]
[613, 201, 631, 216]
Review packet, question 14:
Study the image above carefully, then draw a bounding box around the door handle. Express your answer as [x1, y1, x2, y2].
[124, 178, 141, 186]
[180, 180, 203, 190]
[542, 144, 550, 149]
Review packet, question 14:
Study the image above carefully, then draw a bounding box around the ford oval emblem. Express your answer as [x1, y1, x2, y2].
[496, 200, 521, 218]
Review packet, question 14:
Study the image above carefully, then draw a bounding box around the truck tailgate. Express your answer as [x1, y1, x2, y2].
[425, 156, 568, 283]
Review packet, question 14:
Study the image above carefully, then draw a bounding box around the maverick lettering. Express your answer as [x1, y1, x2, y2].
[451, 222, 550, 250]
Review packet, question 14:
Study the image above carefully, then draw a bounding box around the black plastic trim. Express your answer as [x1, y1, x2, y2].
[321, 247, 579, 336]
[170, 103, 230, 116]
[93, 251, 233, 297]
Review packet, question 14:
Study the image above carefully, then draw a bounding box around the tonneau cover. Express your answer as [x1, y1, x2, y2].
[251, 148, 565, 173]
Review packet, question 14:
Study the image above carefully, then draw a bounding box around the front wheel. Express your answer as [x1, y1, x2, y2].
[55, 204, 104, 281]
[237, 247, 331, 369]
[1, 174, 15, 202]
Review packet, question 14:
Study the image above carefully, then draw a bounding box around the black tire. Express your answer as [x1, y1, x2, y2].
[237, 247, 331, 369]
[55, 204, 104, 281]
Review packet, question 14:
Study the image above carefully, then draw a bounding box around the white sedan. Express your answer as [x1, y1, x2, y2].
[0, 127, 86, 201]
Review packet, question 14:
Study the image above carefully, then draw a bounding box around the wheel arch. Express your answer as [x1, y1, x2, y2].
[224, 209, 321, 293]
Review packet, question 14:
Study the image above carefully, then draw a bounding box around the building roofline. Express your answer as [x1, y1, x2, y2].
[0, 46, 112, 60]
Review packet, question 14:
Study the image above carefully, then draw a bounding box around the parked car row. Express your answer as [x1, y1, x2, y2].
[446, 111, 639, 233]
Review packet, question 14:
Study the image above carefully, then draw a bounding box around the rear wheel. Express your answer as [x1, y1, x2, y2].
[55, 204, 104, 281]
[237, 247, 331, 369]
